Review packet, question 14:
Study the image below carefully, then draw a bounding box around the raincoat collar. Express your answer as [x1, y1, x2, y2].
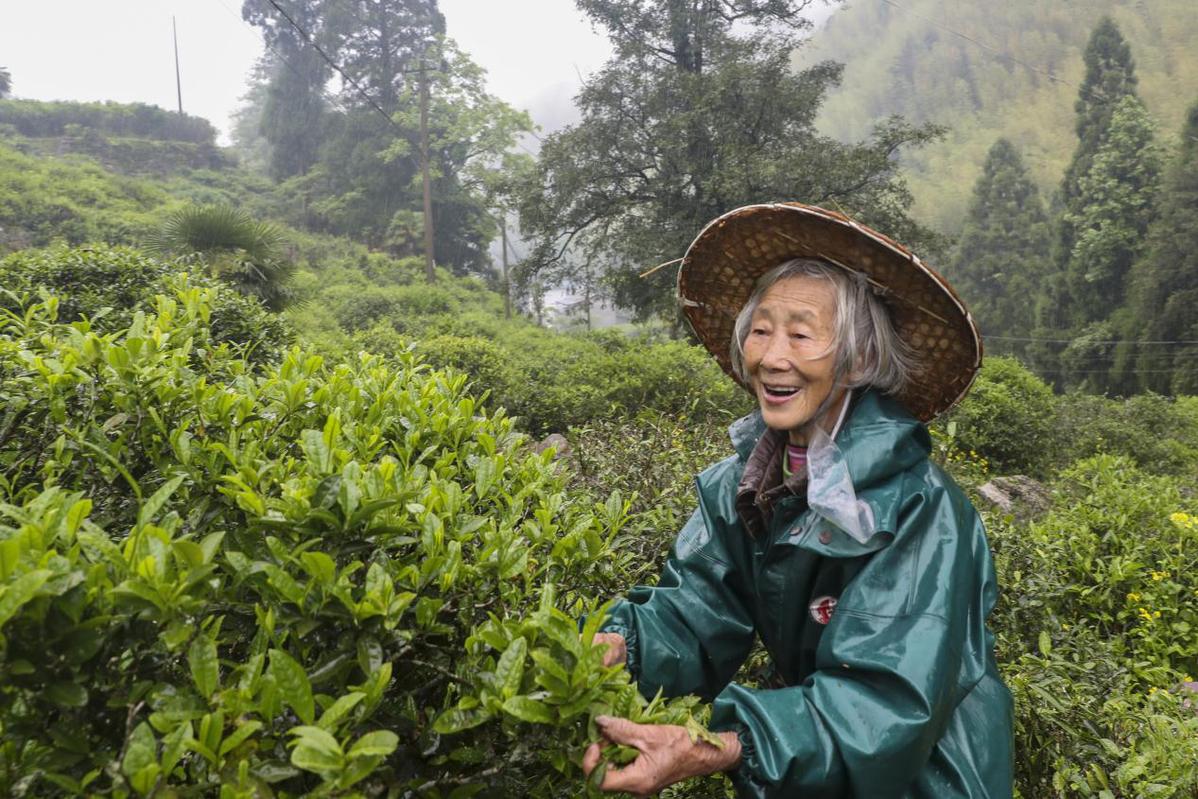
[727, 389, 932, 546]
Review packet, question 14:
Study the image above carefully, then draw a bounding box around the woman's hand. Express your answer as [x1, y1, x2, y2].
[593, 632, 626, 667]
[581, 715, 742, 796]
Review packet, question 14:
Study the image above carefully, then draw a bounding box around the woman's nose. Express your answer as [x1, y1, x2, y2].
[760, 333, 792, 370]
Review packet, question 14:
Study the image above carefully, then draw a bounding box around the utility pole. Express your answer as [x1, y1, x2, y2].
[501, 216, 512, 319]
[173, 16, 183, 114]
[419, 64, 435, 283]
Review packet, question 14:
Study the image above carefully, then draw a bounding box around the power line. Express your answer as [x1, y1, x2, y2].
[213, 0, 355, 118]
[988, 335, 1198, 345]
[259, 0, 415, 136]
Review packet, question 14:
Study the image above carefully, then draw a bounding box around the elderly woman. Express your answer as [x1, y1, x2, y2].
[582, 204, 1013, 798]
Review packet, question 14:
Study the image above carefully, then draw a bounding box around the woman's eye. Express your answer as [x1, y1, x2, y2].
[750, 327, 768, 336]
[789, 332, 809, 340]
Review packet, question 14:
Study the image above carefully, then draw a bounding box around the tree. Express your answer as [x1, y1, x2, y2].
[518, 0, 943, 321]
[1060, 17, 1139, 211]
[242, 0, 333, 180]
[1062, 95, 1161, 324]
[1056, 95, 1161, 393]
[148, 204, 297, 310]
[1053, 16, 1140, 323]
[949, 138, 1050, 351]
[1123, 97, 1198, 394]
[0, 66, 11, 99]
[242, 1, 528, 275]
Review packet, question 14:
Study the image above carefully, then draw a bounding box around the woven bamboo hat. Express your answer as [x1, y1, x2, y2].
[677, 202, 982, 422]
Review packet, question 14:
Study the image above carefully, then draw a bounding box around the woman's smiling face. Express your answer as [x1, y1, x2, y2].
[742, 275, 844, 441]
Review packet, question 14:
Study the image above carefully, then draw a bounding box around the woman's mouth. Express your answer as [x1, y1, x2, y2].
[761, 384, 801, 404]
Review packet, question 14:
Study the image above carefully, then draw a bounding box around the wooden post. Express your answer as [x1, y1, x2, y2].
[501, 217, 512, 319]
[420, 66, 435, 282]
[173, 16, 183, 114]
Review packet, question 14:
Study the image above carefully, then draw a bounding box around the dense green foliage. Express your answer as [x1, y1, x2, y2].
[0, 142, 167, 251]
[0, 286, 717, 796]
[517, 0, 942, 320]
[0, 99, 217, 144]
[148, 204, 297, 311]
[0, 245, 293, 364]
[798, 0, 1198, 231]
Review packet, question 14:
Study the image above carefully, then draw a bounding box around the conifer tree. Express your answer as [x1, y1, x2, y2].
[1052, 17, 1140, 327]
[950, 138, 1049, 350]
[1124, 98, 1198, 394]
[1061, 17, 1139, 209]
[1063, 95, 1161, 323]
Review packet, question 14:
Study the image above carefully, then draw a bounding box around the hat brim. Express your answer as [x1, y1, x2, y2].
[677, 202, 982, 422]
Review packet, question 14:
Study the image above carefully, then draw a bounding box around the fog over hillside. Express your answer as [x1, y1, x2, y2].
[797, 0, 1198, 230]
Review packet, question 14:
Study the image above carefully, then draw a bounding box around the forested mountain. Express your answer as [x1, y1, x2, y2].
[797, 0, 1198, 230]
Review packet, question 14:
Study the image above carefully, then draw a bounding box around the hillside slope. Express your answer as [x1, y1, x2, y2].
[798, 0, 1198, 231]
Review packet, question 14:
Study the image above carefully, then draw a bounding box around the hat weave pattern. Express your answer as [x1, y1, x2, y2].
[678, 203, 982, 422]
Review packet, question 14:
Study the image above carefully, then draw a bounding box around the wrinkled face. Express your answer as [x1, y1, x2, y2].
[742, 275, 844, 441]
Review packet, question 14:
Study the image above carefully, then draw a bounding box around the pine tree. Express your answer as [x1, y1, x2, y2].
[1063, 95, 1161, 323]
[1056, 95, 1161, 393]
[1053, 17, 1140, 326]
[1061, 17, 1139, 208]
[1124, 98, 1198, 394]
[949, 138, 1050, 350]
[242, 0, 332, 180]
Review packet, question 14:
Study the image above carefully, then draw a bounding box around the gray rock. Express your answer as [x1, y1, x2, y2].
[534, 433, 572, 460]
[977, 475, 1051, 522]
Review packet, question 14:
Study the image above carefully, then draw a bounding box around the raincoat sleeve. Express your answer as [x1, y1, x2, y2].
[599, 474, 757, 701]
[711, 482, 993, 798]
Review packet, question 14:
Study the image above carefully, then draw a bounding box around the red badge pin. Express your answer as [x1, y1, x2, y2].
[809, 595, 838, 625]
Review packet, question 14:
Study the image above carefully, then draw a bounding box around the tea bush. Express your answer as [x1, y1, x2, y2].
[0, 287, 704, 796]
[941, 356, 1056, 476]
[0, 244, 293, 363]
[987, 455, 1198, 797]
[0, 99, 217, 144]
[1048, 392, 1198, 478]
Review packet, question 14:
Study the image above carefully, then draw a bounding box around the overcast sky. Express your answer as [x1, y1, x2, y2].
[0, 0, 615, 143]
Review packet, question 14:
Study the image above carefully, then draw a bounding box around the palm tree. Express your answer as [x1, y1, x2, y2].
[148, 204, 296, 310]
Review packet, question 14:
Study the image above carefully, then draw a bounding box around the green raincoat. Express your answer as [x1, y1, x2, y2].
[601, 390, 1013, 798]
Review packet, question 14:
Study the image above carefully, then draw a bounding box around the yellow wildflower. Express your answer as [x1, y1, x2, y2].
[1149, 686, 1158, 695]
[1154, 610, 1161, 618]
[1138, 607, 1153, 622]
[1127, 592, 1142, 602]
[1151, 570, 1168, 582]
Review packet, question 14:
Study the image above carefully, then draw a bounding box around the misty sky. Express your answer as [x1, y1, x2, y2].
[0, 0, 616, 143]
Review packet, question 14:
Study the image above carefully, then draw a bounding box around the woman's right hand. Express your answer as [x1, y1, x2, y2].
[593, 632, 627, 667]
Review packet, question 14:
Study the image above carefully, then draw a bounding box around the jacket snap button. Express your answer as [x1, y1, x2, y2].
[818, 530, 833, 544]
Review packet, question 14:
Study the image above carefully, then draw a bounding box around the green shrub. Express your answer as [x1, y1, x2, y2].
[0, 142, 165, 249]
[0, 99, 215, 144]
[941, 356, 1056, 476]
[1050, 392, 1198, 477]
[0, 287, 701, 796]
[988, 455, 1198, 796]
[0, 244, 293, 362]
[415, 335, 517, 405]
[568, 413, 735, 587]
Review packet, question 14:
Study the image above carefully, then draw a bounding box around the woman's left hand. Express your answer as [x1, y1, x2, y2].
[580, 715, 741, 796]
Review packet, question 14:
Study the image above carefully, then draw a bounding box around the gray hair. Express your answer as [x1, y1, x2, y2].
[729, 258, 919, 396]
